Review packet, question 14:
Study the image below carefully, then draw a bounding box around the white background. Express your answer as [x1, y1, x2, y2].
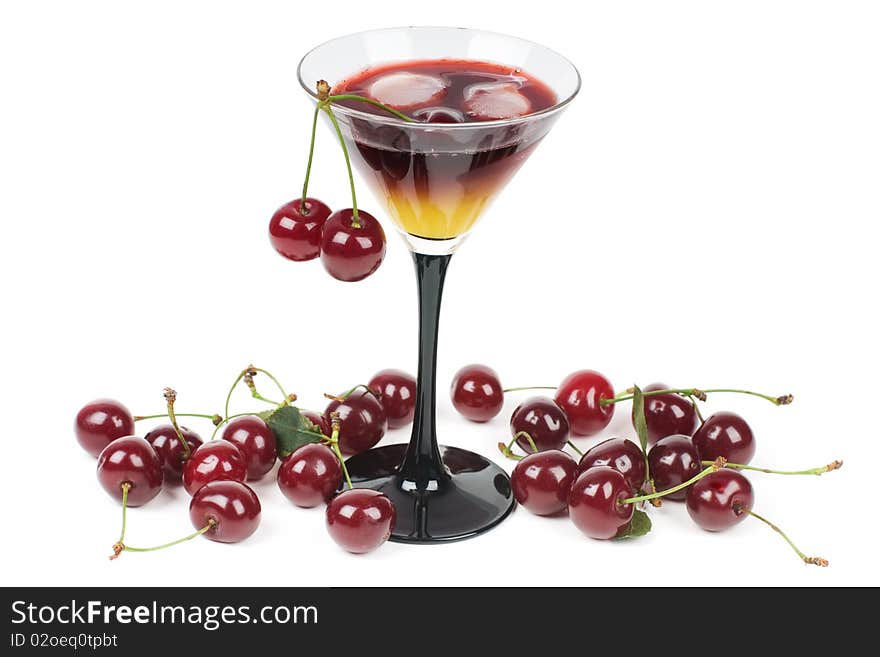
[1, 1, 877, 587]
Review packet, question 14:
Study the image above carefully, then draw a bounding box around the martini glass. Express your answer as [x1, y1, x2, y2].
[299, 27, 580, 543]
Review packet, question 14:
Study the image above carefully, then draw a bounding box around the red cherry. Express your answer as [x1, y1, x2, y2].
[511, 450, 578, 516]
[577, 438, 646, 493]
[189, 480, 261, 543]
[686, 469, 754, 531]
[509, 396, 570, 452]
[450, 364, 504, 422]
[568, 466, 634, 540]
[326, 489, 396, 553]
[319, 209, 386, 282]
[96, 436, 164, 507]
[222, 415, 277, 480]
[648, 434, 701, 501]
[182, 440, 248, 496]
[144, 424, 203, 481]
[75, 399, 135, 458]
[368, 369, 417, 429]
[554, 370, 615, 437]
[302, 410, 331, 437]
[268, 197, 332, 261]
[692, 411, 756, 465]
[277, 443, 342, 508]
[324, 388, 387, 455]
[635, 383, 699, 445]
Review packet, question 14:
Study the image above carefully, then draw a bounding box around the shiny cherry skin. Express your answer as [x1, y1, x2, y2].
[692, 411, 755, 465]
[568, 466, 634, 540]
[577, 438, 647, 492]
[510, 396, 570, 453]
[182, 439, 248, 496]
[326, 489, 396, 553]
[686, 469, 754, 531]
[277, 443, 342, 507]
[648, 434, 701, 501]
[75, 399, 136, 458]
[96, 436, 164, 506]
[302, 410, 331, 437]
[144, 424, 203, 481]
[319, 209, 386, 282]
[268, 197, 332, 261]
[636, 383, 699, 445]
[554, 370, 615, 437]
[222, 415, 277, 480]
[324, 389, 387, 456]
[189, 480, 261, 543]
[368, 369, 417, 429]
[450, 364, 504, 422]
[511, 450, 578, 516]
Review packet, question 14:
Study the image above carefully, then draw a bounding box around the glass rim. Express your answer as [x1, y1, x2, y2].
[297, 26, 582, 130]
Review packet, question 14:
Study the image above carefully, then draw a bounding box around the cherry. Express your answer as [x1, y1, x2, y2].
[647, 434, 701, 501]
[277, 443, 342, 507]
[324, 388, 387, 455]
[189, 480, 261, 543]
[96, 436, 164, 507]
[222, 415, 277, 480]
[568, 466, 634, 540]
[692, 411, 755, 465]
[686, 469, 754, 531]
[144, 424, 203, 481]
[368, 369, 417, 429]
[509, 396, 570, 453]
[326, 488, 396, 554]
[182, 439, 248, 496]
[268, 197, 332, 261]
[75, 399, 136, 458]
[577, 438, 646, 493]
[635, 383, 699, 445]
[450, 364, 504, 422]
[554, 370, 615, 437]
[302, 410, 331, 437]
[320, 209, 386, 282]
[511, 450, 578, 516]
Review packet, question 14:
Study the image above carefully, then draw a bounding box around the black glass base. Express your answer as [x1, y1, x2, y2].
[343, 444, 516, 543]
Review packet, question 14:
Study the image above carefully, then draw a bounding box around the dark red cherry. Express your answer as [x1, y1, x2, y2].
[222, 415, 277, 480]
[568, 466, 634, 540]
[268, 197, 332, 261]
[692, 411, 755, 465]
[96, 436, 163, 506]
[509, 396, 570, 453]
[319, 209, 386, 282]
[302, 410, 331, 437]
[144, 424, 203, 481]
[511, 450, 578, 516]
[578, 438, 647, 492]
[277, 443, 342, 508]
[554, 370, 615, 437]
[75, 399, 135, 458]
[326, 489, 396, 553]
[635, 383, 699, 445]
[368, 369, 417, 429]
[450, 364, 504, 422]
[648, 434, 701, 501]
[182, 439, 248, 496]
[324, 388, 387, 456]
[189, 480, 261, 543]
[686, 469, 754, 531]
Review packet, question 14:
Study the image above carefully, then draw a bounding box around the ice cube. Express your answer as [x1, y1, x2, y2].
[411, 107, 466, 124]
[463, 82, 532, 120]
[368, 72, 448, 110]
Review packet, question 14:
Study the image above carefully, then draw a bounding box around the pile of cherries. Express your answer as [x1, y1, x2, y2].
[450, 364, 840, 565]
[76, 367, 418, 557]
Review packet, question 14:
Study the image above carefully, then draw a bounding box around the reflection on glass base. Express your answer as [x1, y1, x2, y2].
[342, 443, 516, 543]
[402, 232, 471, 256]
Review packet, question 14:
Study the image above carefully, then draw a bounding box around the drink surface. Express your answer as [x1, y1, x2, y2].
[332, 60, 557, 240]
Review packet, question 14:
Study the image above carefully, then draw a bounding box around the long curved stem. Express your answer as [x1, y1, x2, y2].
[326, 94, 414, 122]
[602, 387, 792, 407]
[321, 103, 359, 225]
[301, 105, 320, 207]
[501, 386, 557, 394]
[118, 483, 130, 543]
[122, 521, 215, 554]
[134, 413, 216, 422]
[744, 509, 828, 566]
[164, 388, 191, 460]
[621, 463, 720, 505]
[708, 460, 842, 476]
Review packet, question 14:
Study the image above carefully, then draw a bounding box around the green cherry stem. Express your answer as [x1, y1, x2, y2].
[118, 483, 130, 543]
[501, 386, 557, 394]
[566, 440, 584, 457]
[115, 520, 217, 558]
[739, 507, 828, 567]
[706, 459, 843, 476]
[497, 432, 539, 460]
[300, 105, 321, 207]
[133, 413, 218, 422]
[326, 413, 352, 490]
[325, 94, 414, 123]
[163, 388, 191, 460]
[601, 387, 793, 407]
[320, 102, 360, 226]
[209, 411, 263, 441]
[620, 458, 727, 505]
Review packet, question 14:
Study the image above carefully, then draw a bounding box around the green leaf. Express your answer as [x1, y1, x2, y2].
[614, 509, 652, 540]
[632, 384, 648, 455]
[262, 406, 324, 458]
